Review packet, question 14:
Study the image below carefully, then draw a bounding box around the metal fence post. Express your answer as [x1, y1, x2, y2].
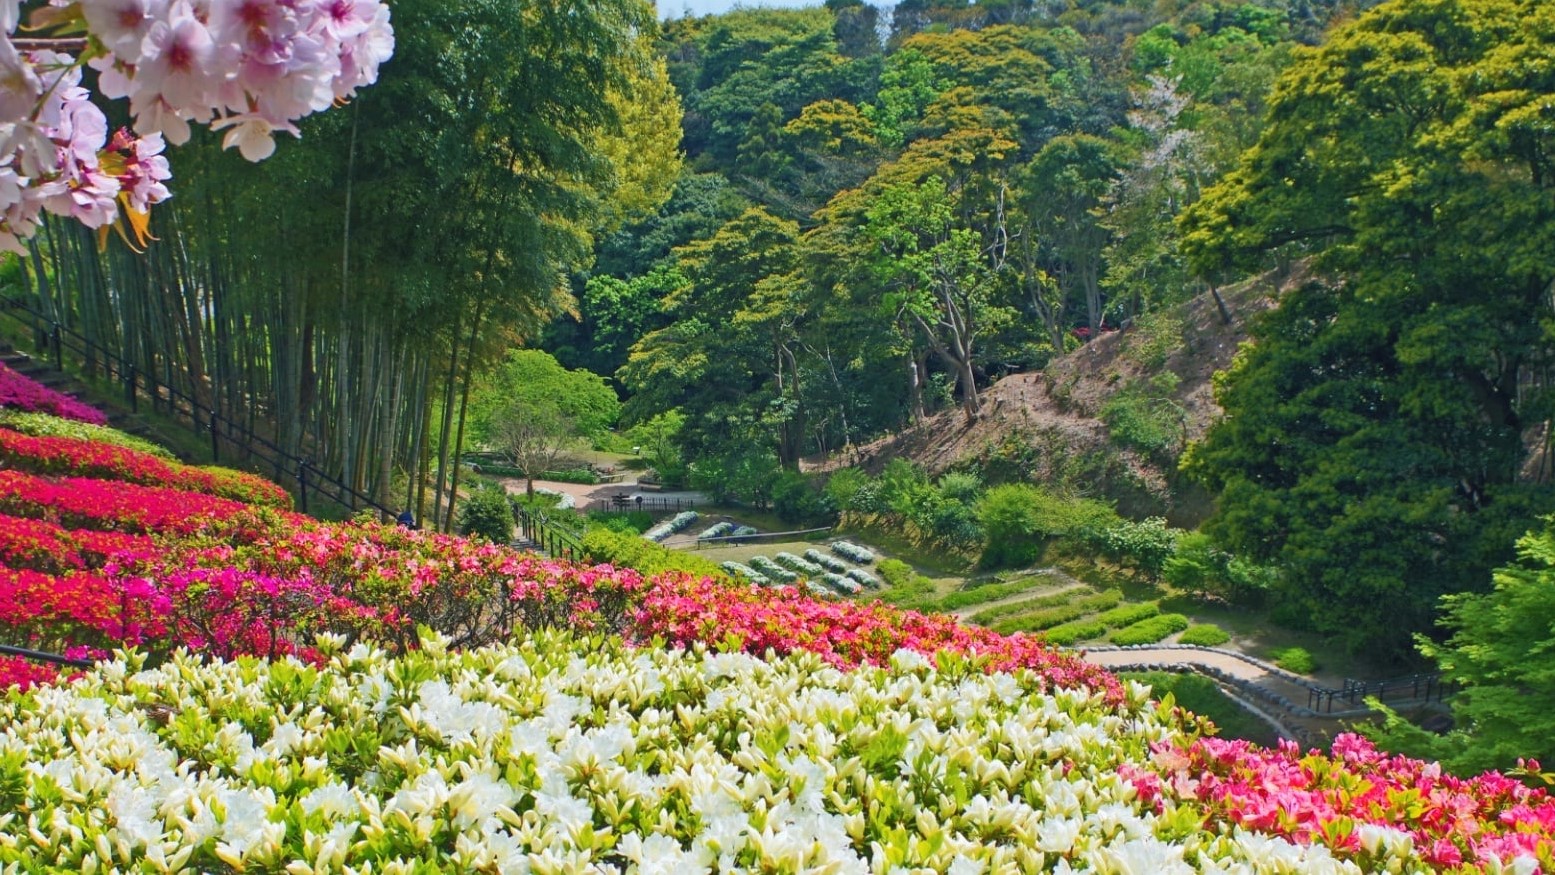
[210, 410, 220, 462]
[49, 323, 62, 370]
[124, 363, 137, 412]
[298, 460, 309, 514]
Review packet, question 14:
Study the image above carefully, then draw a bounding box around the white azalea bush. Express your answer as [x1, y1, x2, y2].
[0, 631, 1415, 874]
[642, 511, 697, 543]
[718, 560, 768, 586]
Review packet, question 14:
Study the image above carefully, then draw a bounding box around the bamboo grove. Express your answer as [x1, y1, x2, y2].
[7, 0, 682, 529]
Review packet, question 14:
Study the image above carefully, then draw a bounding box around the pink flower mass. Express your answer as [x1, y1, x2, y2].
[0, 392, 1550, 871]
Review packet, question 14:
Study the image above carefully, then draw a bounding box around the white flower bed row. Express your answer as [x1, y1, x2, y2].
[719, 561, 769, 586]
[804, 548, 851, 574]
[643, 510, 699, 543]
[747, 555, 798, 584]
[698, 521, 737, 541]
[0, 633, 1412, 873]
[820, 572, 863, 596]
[830, 540, 875, 564]
[774, 552, 825, 577]
[844, 567, 879, 588]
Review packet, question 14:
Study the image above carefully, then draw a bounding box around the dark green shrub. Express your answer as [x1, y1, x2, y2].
[458, 484, 515, 544]
[824, 468, 870, 512]
[1163, 532, 1277, 604]
[1109, 613, 1191, 645]
[771, 471, 836, 525]
[1178, 624, 1232, 646]
[976, 484, 1120, 569]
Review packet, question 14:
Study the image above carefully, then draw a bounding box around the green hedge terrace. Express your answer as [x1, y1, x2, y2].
[989, 590, 1126, 635]
[968, 585, 1109, 626]
[1109, 613, 1192, 646]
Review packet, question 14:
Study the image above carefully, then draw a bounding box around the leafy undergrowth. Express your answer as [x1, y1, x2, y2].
[0, 378, 1552, 873]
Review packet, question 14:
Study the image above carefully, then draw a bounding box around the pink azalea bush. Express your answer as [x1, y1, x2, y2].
[0, 404, 1551, 868]
[0, 363, 107, 424]
[1135, 733, 1555, 871]
[635, 571, 1124, 702]
[0, 427, 291, 507]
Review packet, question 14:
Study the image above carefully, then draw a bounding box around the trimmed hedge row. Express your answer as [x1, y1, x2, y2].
[1109, 613, 1191, 646]
[990, 590, 1125, 635]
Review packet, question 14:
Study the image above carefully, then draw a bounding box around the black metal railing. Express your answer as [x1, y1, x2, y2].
[515, 508, 583, 562]
[1307, 673, 1450, 713]
[0, 642, 94, 669]
[580, 495, 696, 514]
[5, 300, 394, 519]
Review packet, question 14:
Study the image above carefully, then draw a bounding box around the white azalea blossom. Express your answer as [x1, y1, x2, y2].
[0, 631, 1441, 873]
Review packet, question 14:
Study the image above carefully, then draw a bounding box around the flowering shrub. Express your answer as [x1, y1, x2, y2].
[774, 550, 825, 576]
[635, 572, 1124, 702]
[0, 470, 253, 534]
[697, 521, 736, 540]
[0, 363, 107, 424]
[0, 409, 174, 458]
[0, 428, 291, 507]
[0, 632, 1412, 874]
[0, 512, 153, 573]
[748, 554, 798, 583]
[0, 566, 164, 650]
[1140, 734, 1555, 871]
[0, 653, 58, 690]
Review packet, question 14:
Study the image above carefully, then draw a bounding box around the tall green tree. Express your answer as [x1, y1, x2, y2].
[1180, 0, 1555, 660]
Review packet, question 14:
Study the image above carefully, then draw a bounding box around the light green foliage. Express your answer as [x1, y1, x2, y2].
[1369, 518, 1555, 774]
[580, 526, 729, 580]
[1100, 374, 1185, 462]
[975, 483, 1119, 569]
[967, 585, 1106, 626]
[1179, 0, 1555, 661]
[456, 483, 515, 544]
[991, 590, 1125, 635]
[1271, 647, 1317, 675]
[863, 48, 945, 147]
[1110, 613, 1190, 646]
[1162, 531, 1276, 604]
[626, 409, 687, 487]
[873, 558, 938, 608]
[1177, 624, 1232, 647]
[1043, 620, 1109, 646]
[1094, 602, 1161, 630]
[0, 410, 176, 460]
[1120, 671, 1276, 745]
[1091, 516, 1179, 577]
[470, 350, 620, 447]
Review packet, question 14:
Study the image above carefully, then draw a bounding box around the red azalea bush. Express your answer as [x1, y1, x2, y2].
[0, 470, 262, 534]
[0, 566, 166, 651]
[0, 364, 108, 425]
[0, 512, 154, 573]
[0, 428, 291, 507]
[1136, 734, 1555, 870]
[0, 654, 60, 690]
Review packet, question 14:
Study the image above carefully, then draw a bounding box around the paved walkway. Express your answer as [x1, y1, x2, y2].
[1077, 644, 1385, 745]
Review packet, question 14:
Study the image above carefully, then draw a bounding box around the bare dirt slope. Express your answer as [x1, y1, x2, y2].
[811, 275, 1286, 521]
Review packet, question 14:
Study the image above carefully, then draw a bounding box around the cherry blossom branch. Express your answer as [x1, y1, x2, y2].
[9, 37, 87, 51]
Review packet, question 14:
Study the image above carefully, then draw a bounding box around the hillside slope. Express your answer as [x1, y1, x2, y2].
[826, 275, 1284, 522]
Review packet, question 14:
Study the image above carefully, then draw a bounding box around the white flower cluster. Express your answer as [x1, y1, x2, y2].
[0, 632, 1422, 873]
[830, 540, 876, 564]
[820, 571, 863, 596]
[643, 510, 698, 543]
